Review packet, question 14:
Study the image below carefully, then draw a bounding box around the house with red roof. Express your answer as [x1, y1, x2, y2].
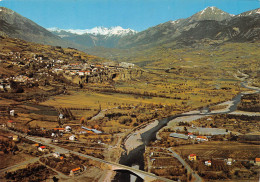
[69, 167, 82, 176]
[205, 160, 212, 166]
[188, 154, 197, 161]
[7, 120, 14, 128]
[38, 146, 46, 152]
[255, 158, 260, 166]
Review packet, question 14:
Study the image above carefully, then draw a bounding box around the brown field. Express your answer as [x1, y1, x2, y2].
[174, 141, 259, 161]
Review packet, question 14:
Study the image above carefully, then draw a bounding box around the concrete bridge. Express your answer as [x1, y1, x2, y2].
[109, 163, 173, 182]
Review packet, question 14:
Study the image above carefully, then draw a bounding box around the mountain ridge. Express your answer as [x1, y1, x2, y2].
[116, 7, 260, 49]
[48, 26, 137, 36]
[0, 7, 85, 50]
[48, 26, 137, 48]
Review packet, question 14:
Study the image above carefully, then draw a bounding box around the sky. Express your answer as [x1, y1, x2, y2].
[0, 0, 259, 31]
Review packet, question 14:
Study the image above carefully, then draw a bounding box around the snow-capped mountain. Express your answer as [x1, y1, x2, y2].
[48, 26, 137, 48]
[188, 6, 233, 22]
[48, 26, 137, 36]
[117, 7, 260, 48]
[237, 8, 260, 17]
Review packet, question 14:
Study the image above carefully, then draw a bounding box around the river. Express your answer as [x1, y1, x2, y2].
[112, 82, 260, 182]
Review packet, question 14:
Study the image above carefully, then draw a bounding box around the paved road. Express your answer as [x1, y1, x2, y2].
[0, 127, 174, 182]
[168, 148, 202, 182]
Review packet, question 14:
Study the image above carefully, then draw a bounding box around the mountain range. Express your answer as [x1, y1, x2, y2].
[117, 7, 260, 49]
[0, 6, 260, 56]
[48, 26, 137, 48]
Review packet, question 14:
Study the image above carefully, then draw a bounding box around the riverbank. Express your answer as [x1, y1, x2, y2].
[124, 120, 159, 154]
[114, 80, 259, 181]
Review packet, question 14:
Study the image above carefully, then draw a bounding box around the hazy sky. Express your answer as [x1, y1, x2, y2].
[0, 0, 259, 31]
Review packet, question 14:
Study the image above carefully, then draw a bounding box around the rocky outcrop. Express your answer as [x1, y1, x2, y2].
[86, 69, 143, 83]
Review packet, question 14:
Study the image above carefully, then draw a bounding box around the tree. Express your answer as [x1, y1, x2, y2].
[53, 176, 59, 182]
[80, 117, 85, 125]
[9, 80, 24, 93]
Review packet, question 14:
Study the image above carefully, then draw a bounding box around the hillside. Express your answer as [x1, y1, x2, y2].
[49, 26, 137, 48]
[0, 36, 103, 66]
[117, 7, 260, 49]
[0, 7, 84, 49]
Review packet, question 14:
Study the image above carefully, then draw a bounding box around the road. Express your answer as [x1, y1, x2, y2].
[167, 148, 202, 182]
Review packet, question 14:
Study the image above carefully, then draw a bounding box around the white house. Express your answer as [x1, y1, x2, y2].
[78, 71, 85, 76]
[59, 114, 64, 119]
[188, 133, 196, 139]
[226, 158, 233, 165]
[65, 126, 72, 132]
[10, 110, 15, 117]
[38, 146, 46, 152]
[53, 152, 60, 158]
[205, 160, 212, 166]
[69, 135, 77, 141]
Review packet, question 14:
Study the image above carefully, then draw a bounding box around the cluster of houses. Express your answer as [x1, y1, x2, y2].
[50, 125, 102, 142]
[1, 50, 137, 91]
[188, 154, 260, 167]
[55, 62, 133, 77]
[51, 126, 76, 141]
[169, 132, 209, 142]
[60, 63, 102, 76]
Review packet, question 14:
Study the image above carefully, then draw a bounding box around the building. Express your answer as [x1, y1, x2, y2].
[7, 120, 14, 128]
[52, 139, 59, 143]
[59, 114, 64, 119]
[81, 126, 102, 134]
[255, 158, 260, 166]
[226, 158, 233, 165]
[169, 133, 189, 140]
[53, 152, 60, 158]
[69, 167, 82, 176]
[10, 110, 15, 116]
[33, 143, 39, 147]
[78, 71, 85, 76]
[69, 135, 77, 141]
[53, 128, 64, 132]
[188, 133, 196, 139]
[12, 135, 19, 142]
[205, 160, 212, 166]
[65, 126, 72, 132]
[188, 154, 197, 161]
[38, 146, 46, 152]
[196, 136, 208, 142]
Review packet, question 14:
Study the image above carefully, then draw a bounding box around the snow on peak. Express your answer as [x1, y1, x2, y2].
[171, 20, 180, 25]
[48, 26, 137, 36]
[47, 27, 61, 32]
[200, 6, 217, 14]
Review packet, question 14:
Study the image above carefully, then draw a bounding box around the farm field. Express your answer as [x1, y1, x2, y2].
[237, 93, 260, 112]
[173, 141, 260, 181]
[174, 141, 259, 160]
[192, 114, 260, 134]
